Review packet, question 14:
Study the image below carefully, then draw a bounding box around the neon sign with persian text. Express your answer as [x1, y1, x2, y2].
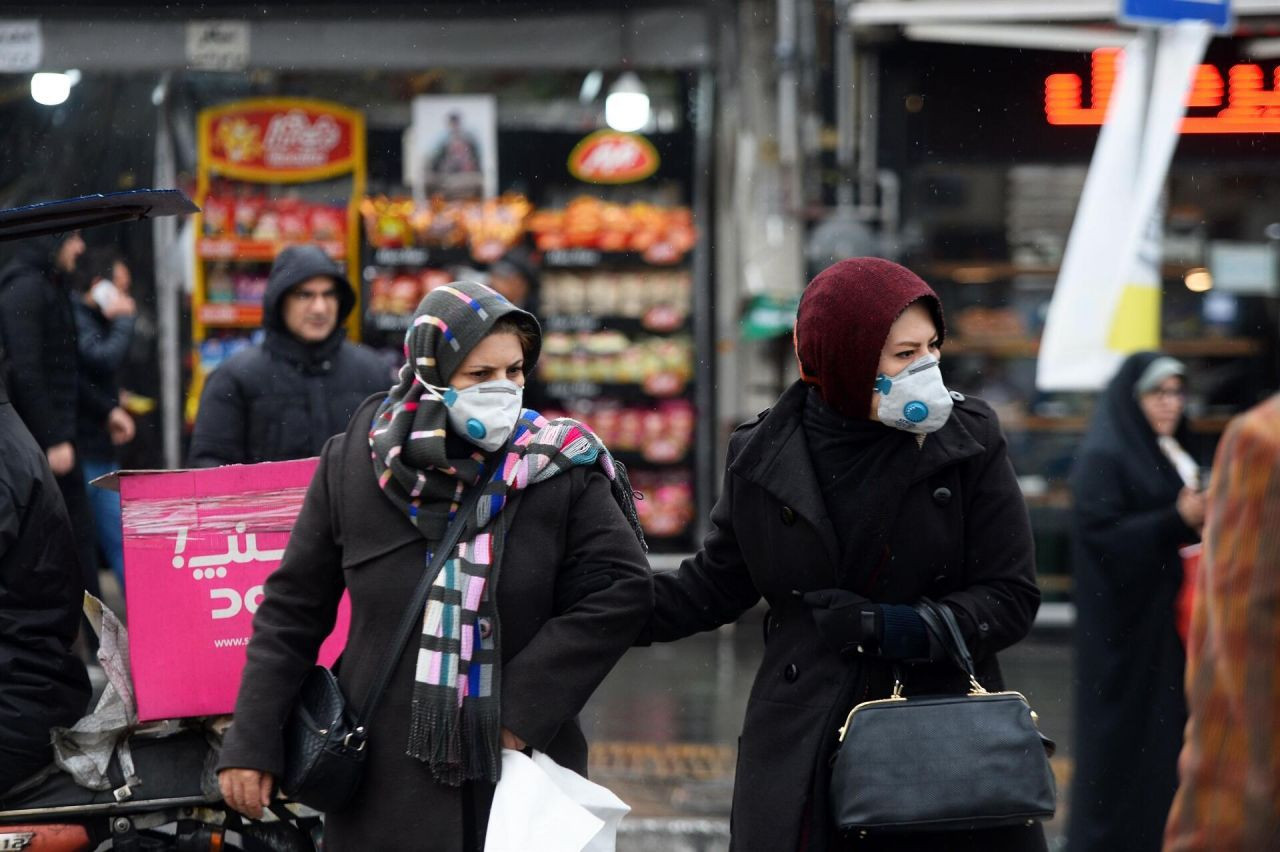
[1046, 49, 1280, 133]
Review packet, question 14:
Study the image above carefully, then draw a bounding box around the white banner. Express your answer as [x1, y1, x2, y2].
[1036, 22, 1211, 391]
[0, 20, 41, 72]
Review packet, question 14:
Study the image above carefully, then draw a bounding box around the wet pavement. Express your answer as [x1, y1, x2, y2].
[582, 606, 1075, 851]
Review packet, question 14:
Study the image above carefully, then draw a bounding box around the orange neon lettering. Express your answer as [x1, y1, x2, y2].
[1045, 50, 1280, 134]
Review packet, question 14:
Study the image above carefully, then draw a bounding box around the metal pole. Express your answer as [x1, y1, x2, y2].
[152, 73, 182, 469]
[856, 49, 880, 214]
[834, 1, 857, 209]
[692, 68, 718, 545]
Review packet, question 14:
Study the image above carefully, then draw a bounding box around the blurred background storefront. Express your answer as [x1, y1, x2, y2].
[3, 0, 1280, 596]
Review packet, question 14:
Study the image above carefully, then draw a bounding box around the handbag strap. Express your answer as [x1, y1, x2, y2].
[350, 485, 486, 739]
[915, 598, 986, 693]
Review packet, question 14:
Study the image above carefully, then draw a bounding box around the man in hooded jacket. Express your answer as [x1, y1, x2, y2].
[0, 231, 102, 599]
[189, 245, 391, 467]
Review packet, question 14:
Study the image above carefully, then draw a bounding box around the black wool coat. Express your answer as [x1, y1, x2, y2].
[645, 381, 1043, 852]
[0, 383, 91, 794]
[1066, 353, 1200, 852]
[218, 396, 653, 851]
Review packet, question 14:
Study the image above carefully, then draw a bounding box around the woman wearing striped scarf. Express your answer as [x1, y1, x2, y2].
[217, 279, 652, 851]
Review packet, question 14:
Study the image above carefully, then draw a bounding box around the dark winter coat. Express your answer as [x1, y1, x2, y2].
[645, 381, 1043, 851]
[188, 247, 390, 467]
[0, 380, 91, 794]
[217, 395, 653, 851]
[1067, 352, 1200, 852]
[72, 299, 134, 461]
[0, 238, 80, 451]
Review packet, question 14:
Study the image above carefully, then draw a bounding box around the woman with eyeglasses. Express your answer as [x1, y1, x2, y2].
[1067, 352, 1206, 852]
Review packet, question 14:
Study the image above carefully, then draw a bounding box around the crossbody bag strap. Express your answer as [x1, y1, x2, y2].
[352, 485, 486, 736]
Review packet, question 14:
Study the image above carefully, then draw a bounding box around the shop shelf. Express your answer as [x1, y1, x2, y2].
[198, 302, 264, 327]
[198, 237, 345, 262]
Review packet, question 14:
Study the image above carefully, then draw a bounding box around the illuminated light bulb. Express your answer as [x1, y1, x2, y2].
[605, 72, 650, 133]
[1184, 268, 1213, 292]
[31, 72, 73, 106]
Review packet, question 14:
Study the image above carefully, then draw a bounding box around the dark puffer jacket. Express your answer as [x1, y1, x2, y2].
[188, 246, 391, 467]
[0, 237, 87, 450]
[0, 378, 91, 794]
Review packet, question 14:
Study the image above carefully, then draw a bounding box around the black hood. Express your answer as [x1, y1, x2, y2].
[262, 244, 356, 335]
[6, 234, 62, 279]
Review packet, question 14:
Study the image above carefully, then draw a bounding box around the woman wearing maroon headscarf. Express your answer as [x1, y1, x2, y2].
[640, 258, 1044, 850]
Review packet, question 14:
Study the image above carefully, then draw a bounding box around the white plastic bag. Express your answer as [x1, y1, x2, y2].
[484, 749, 630, 852]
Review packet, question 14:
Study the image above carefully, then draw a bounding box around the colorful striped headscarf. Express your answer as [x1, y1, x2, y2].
[368, 281, 643, 785]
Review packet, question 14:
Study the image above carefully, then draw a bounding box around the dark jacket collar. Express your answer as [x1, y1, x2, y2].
[730, 382, 841, 566]
[263, 326, 346, 373]
[729, 382, 987, 565]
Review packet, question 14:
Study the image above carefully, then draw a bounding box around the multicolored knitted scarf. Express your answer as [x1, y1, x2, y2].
[368, 281, 644, 786]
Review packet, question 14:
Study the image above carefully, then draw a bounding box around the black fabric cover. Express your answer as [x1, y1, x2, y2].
[1067, 351, 1200, 852]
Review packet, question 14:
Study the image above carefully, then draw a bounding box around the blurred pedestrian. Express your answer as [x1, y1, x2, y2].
[639, 258, 1044, 851]
[0, 347, 92, 794]
[73, 249, 138, 589]
[0, 230, 99, 599]
[1068, 352, 1205, 852]
[1163, 392, 1280, 851]
[189, 245, 390, 466]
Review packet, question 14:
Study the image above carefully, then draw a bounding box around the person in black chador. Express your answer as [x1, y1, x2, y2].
[0, 230, 101, 599]
[0, 348, 92, 794]
[1067, 351, 1205, 852]
[189, 245, 391, 467]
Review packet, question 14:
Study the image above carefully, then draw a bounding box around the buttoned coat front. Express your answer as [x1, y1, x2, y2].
[646, 381, 1042, 851]
[218, 396, 653, 851]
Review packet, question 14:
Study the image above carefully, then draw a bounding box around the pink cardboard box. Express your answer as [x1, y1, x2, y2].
[107, 458, 350, 721]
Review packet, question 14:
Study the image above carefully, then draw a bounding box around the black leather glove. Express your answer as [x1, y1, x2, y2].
[799, 589, 882, 656]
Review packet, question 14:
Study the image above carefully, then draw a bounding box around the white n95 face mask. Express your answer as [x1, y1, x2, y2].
[873, 355, 953, 435]
[426, 379, 524, 451]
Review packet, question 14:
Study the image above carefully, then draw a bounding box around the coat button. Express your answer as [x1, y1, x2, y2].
[784, 663, 799, 682]
[780, 506, 796, 526]
[932, 487, 952, 505]
[478, 617, 493, 639]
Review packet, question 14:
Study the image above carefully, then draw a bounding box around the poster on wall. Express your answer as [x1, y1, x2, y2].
[405, 95, 498, 200]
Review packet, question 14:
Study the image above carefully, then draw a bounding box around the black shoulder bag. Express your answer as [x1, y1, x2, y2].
[829, 598, 1057, 837]
[277, 491, 481, 813]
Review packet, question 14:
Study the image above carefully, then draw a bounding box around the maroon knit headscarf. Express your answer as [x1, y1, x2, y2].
[794, 257, 946, 421]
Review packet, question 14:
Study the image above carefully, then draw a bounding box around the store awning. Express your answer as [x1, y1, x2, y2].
[31, 9, 712, 72]
[848, 0, 1280, 26]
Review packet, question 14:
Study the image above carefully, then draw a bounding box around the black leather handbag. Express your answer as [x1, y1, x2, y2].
[829, 599, 1056, 837]
[278, 491, 480, 812]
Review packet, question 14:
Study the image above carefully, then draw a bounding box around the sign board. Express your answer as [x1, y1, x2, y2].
[1120, 0, 1231, 30]
[114, 457, 350, 720]
[1208, 240, 1278, 295]
[568, 130, 660, 184]
[186, 20, 250, 71]
[200, 98, 362, 182]
[0, 20, 41, 72]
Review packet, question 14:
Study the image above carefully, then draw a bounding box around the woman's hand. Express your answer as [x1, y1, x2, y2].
[500, 728, 527, 751]
[1176, 486, 1207, 533]
[218, 768, 274, 819]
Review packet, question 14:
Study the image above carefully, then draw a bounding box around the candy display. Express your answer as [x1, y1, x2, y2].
[366, 267, 454, 318]
[541, 269, 691, 332]
[527, 197, 697, 262]
[542, 400, 694, 464]
[360, 194, 532, 261]
[538, 332, 693, 394]
[202, 193, 347, 245]
[628, 470, 697, 540]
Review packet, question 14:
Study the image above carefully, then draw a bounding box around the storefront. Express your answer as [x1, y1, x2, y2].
[0, 4, 724, 555]
[839, 6, 1280, 604]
